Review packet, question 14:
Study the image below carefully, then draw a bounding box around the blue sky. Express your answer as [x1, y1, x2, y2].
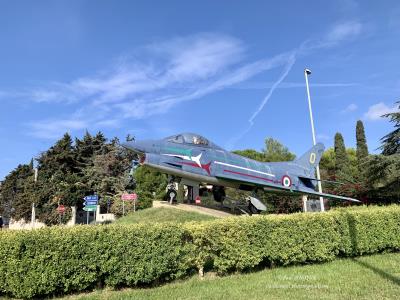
[1, 0, 400, 179]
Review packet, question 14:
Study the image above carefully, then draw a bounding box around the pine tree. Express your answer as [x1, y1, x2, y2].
[233, 138, 296, 162]
[380, 101, 400, 155]
[356, 120, 369, 172]
[263, 138, 296, 162]
[0, 164, 34, 221]
[75, 131, 94, 169]
[93, 131, 107, 155]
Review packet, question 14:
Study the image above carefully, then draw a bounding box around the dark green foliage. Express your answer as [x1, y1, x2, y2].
[0, 132, 148, 225]
[334, 132, 349, 173]
[380, 101, 400, 155]
[0, 205, 399, 298]
[363, 154, 400, 202]
[135, 190, 154, 210]
[0, 164, 35, 221]
[134, 167, 167, 199]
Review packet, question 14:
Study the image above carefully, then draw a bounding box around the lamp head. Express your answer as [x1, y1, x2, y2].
[304, 68, 312, 75]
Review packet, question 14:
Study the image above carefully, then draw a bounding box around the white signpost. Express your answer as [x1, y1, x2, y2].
[121, 193, 138, 215]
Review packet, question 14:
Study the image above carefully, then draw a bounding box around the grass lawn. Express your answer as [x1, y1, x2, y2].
[62, 252, 400, 300]
[114, 207, 216, 225]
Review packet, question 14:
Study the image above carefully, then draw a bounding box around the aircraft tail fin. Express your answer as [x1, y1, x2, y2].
[295, 143, 325, 174]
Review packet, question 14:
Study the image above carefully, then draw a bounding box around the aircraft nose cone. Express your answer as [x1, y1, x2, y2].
[121, 139, 158, 154]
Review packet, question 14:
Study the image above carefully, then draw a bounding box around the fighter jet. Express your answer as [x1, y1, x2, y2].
[122, 132, 359, 213]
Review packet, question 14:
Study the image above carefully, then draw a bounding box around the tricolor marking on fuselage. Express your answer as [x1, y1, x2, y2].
[162, 153, 203, 167]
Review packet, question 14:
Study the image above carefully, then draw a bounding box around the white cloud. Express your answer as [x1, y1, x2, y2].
[24, 34, 297, 136]
[29, 115, 123, 139]
[341, 103, 358, 113]
[11, 26, 363, 140]
[364, 102, 399, 121]
[29, 119, 88, 139]
[326, 21, 362, 43]
[302, 21, 363, 51]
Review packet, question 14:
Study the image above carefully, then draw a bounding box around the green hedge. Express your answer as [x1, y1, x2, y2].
[0, 224, 193, 299]
[0, 205, 399, 298]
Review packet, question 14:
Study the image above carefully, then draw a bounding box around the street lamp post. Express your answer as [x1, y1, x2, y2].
[32, 167, 38, 228]
[304, 68, 325, 212]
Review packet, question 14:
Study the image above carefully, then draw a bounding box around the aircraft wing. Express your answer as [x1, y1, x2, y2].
[215, 171, 360, 203]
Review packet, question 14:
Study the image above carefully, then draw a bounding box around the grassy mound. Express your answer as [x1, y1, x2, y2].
[115, 207, 216, 225]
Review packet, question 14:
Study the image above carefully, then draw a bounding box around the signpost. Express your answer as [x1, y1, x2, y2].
[83, 195, 98, 224]
[121, 193, 137, 215]
[56, 204, 65, 225]
[107, 198, 111, 213]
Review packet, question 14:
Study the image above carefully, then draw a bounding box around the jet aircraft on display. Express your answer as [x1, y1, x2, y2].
[122, 133, 359, 213]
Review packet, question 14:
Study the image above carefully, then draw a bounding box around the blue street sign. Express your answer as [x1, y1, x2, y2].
[83, 195, 98, 201]
[84, 200, 98, 206]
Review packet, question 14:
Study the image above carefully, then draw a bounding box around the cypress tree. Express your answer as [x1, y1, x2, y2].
[356, 120, 369, 171]
[334, 132, 349, 172]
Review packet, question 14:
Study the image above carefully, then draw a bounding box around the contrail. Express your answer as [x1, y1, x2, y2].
[226, 51, 297, 149]
[248, 52, 296, 126]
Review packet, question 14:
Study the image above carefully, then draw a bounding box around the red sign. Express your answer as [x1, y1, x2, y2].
[57, 205, 66, 214]
[121, 193, 137, 201]
[195, 196, 201, 204]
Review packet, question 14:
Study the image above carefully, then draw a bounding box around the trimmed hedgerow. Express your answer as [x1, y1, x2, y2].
[331, 206, 400, 256]
[0, 205, 399, 299]
[0, 224, 193, 299]
[187, 212, 342, 274]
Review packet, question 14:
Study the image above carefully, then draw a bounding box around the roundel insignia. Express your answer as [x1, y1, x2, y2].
[309, 152, 316, 164]
[282, 175, 292, 187]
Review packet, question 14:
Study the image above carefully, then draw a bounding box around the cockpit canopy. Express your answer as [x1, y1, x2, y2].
[165, 133, 221, 149]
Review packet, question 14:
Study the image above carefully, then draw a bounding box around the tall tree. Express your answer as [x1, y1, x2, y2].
[380, 101, 400, 155]
[356, 120, 369, 167]
[0, 164, 35, 221]
[233, 138, 295, 162]
[364, 154, 400, 203]
[75, 131, 94, 171]
[263, 138, 296, 162]
[334, 132, 349, 173]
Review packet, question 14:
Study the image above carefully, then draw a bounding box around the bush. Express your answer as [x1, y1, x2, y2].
[135, 190, 153, 210]
[331, 206, 400, 256]
[188, 212, 341, 274]
[0, 205, 399, 298]
[0, 224, 193, 299]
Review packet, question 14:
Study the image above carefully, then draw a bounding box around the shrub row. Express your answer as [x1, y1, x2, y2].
[0, 224, 193, 299]
[0, 205, 399, 298]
